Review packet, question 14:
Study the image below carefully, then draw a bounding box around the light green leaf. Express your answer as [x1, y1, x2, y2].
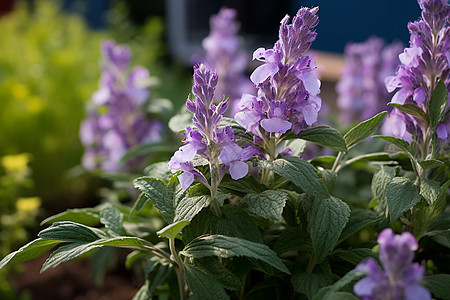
[291, 272, 333, 300]
[38, 221, 108, 243]
[425, 274, 450, 300]
[143, 161, 173, 182]
[303, 196, 350, 263]
[280, 138, 307, 156]
[388, 102, 429, 124]
[418, 159, 444, 170]
[40, 209, 100, 226]
[298, 126, 347, 152]
[385, 177, 422, 222]
[260, 156, 329, 200]
[174, 195, 212, 222]
[371, 165, 397, 208]
[420, 178, 441, 205]
[429, 80, 448, 129]
[344, 111, 387, 150]
[168, 106, 193, 133]
[243, 190, 288, 221]
[373, 135, 413, 156]
[181, 235, 290, 274]
[157, 220, 190, 240]
[184, 264, 229, 299]
[132, 282, 151, 300]
[100, 203, 124, 235]
[0, 239, 61, 270]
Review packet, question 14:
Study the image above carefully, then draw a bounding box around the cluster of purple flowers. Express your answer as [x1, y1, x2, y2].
[80, 40, 162, 172]
[336, 37, 403, 124]
[234, 7, 322, 155]
[167, 64, 259, 190]
[201, 7, 254, 116]
[382, 0, 449, 143]
[354, 228, 430, 300]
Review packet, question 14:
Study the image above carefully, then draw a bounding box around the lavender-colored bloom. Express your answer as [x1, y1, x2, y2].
[168, 64, 259, 190]
[354, 228, 431, 300]
[200, 7, 255, 116]
[80, 40, 162, 172]
[235, 7, 322, 150]
[336, 37, 403, 124]
[383, 0, 449, 143]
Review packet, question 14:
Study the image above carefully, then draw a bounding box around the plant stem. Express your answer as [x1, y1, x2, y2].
[169, 237, 187, 300]
[331, 151, 344, 172]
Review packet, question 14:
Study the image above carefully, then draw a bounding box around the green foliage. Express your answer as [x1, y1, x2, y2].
[297, 126, 347, 152]
[343, 111, 387, 150]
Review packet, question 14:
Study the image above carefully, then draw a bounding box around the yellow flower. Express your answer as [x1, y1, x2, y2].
[1, 153, 30, 172]
[16, 197, 41, 212]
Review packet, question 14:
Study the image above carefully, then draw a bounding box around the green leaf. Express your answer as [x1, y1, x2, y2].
[429, 80, 448, 129]
[260, 156, 329, 200]
[339, 209, 379, 242]
[424, 230, 450, 248]
[157, 220, 190, 239]
[243, 190, 288, 221]
[371, 165, 397, 207]
[220, 175, 267, 196]
[174, 194, 212, 222]
[120, 142, 173, 164]
[41, 242, 101, 272]
[298, 126, 347, 152]
[133, 283, 151, 300]
[334, 248, 374, 265]
[302, 196, 351, 263]
[344, 111, 387, 150]
[317, 168, 337, 192]
[425, 274, 450, 300]
[418, 159, 444, 170]
[309, 156, 336, 169]
[373, 135, 413, 156]
[420, 178, 441, 205]
[273, 228, 312, 255]
[184, 264, 229, 300]
[388, 102, 429, 123]
[385, 177, 422, 222]
[100, 203, 125, 235]
[40, 208, 100, 226]
[281, 138, 307, 156]
[0, 239, 61, 270]
[193, 257, 241, 291]
[168, 106, 193, 132]
[181, 234, 290, 274]
[313, 269, 362, 300]
[38, 221, 107, 243]
[143, 161, 173, 182]
[291, 272, 333, 299]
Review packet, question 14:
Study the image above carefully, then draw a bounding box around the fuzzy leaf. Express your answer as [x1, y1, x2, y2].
[418, 159, 444, 170]
[174, 195, 212, 222]
[157, 220, 190, 240]
[298, 126, 347, 152]
[281, 138, 307, 156]
[420, 178, 441, 206]
[344, 111, 387, 150]
[40, 209, 100, 226]
[339, 209, 379, 242]
[385, 177, 422, 222]
[243, 190, 288, 221]
[193, 257, 241, 291]
[273, 228, 312, 255]
[373, 135, 413, 156]
[100, 204, 124, 235]
[303, 196, 350, 263]
[371, 166, 397, 206]
[38, 221, 107, 243]
[41, 242, 100, 272]
[429, 80, 448, 129]
[181, 235, 290, 274]
[313, 269, 362, 300]
[425, 274, 450, 300]
[168, 106, 193, 133]
[184, 264, 229, 299]
[292, 272, 333, 299]
[388, 102, 429, 124]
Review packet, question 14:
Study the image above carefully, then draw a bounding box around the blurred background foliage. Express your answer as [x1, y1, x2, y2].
[0, 0, 191, 213]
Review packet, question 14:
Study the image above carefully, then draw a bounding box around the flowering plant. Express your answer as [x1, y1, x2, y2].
[1, 2, 449, 300]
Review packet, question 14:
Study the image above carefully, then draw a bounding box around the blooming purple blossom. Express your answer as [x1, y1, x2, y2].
[383, 0, 449, 144]
[200, 7, 254, 116]
[354, 228, 430, 300]
[336, 37, 403, 124]
[80, 40, 162, 172]
[235, 7, 322, 155]
[168, 64, 259, 190]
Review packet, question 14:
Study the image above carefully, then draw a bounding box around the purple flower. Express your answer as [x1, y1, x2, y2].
[354, 228, 431, 300]
[235, 7, 322, 155]
[336, 37, 403, 124]
[80, 40, 163, 172]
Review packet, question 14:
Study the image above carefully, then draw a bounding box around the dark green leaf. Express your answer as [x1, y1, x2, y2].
[181, 235, 290, 274]
[38, 221, 107, 243]
[100, 204, 125, 235]
[157, 220, 190, 239]
[420, 178, 441, 205]
[182, 209, 215, 244]
[425, 274, 450, 300]
[243, 190, 288, 221]
[0, 239, 61, 270]
[373, 135, 413, 156]
[260, 156, 329, 200]
[418, 159, 444, 170]
[334, 248, 374, 265]
[388, 102, 429, 123]
[40, 209, 100, 226]
[371, 166, 397, 207]
[220, 175, 267, 196]
[273, 228, 312, 255]
[313, 270, 362, 300]
[429, 80, 448, 129]
[339, 209, 379, 242]
[298, 126, 347, 152]
[424, 230, 450, 248]
[344, 111, 387, 150]
[303, 196, 350, 263]
[193, 257, 241, 291]
[184, 264, 229, 300]
[41, 242, 100, 272]
[385, 177, 422, 222]
[132, 282, 151, 300]
[309, 156, 336, 169]
[317, 168, 337, 192]
[292, 272, 333, 299]
[174, 195, 212, 222]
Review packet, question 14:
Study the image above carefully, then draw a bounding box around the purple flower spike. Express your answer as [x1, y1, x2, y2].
[353, 228, 431, 300]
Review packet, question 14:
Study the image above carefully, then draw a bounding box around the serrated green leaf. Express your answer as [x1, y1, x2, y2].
[220, 175, 267, 196]
[373, 135, 413, 156]
[0, 239, 61, 270]
[298, 126, 347, 152]
[174, 195, 212, 222]
[371, 166, 397, 208]
[41, 242, 101, 272]
[243, 190, 288, 221]
[193, 257, 241, 291]
[339, 209, 379, 242]
[260, 156, 329, 200]
[385, 177, 422, 222]
[143, 161, 173, 182]
[100, 203, 124, 235]
[181, 235, 290, 274]
[273, 228, 312, 255]
[184, 264, 229, 300]
[292, 272, 333, 300]
[157, 220, 190, 239]
[429, 80, 448, 129]
[344, 111, 387, 150]
[303, 196, 350, 263]
[388, 102, 429, 123]
[418, 159, 444, 170]
[312, 269, 362, 300]
[40, 209, 100, 226]
[38, 221, 107, 243]
[334, 248, 374, 265]
[425, 274, 450, 300]
[317, 168, 337, 192]
[420, 178, 441, 205]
